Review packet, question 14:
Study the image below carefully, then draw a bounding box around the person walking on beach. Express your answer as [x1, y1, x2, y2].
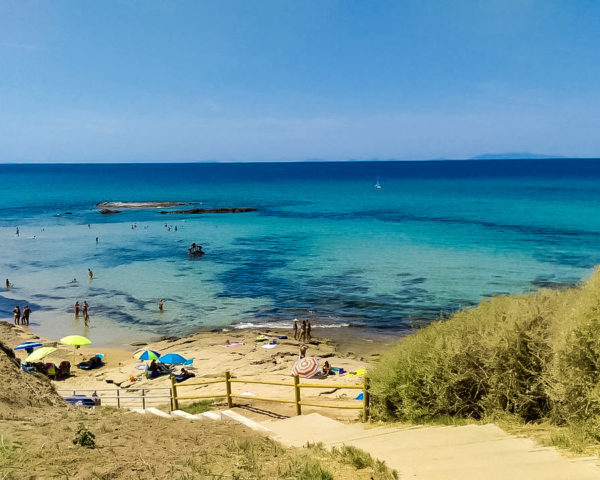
[158, 299, 164, 312]
[74, 301, 80, 317]
[21, 305, 31, 326]
[306, 320, 312, 342]
[88, 268, 93, 280]
[299, 320, 307, 342]
[13, 306, 20, 325]
[292, 319, 298, 340]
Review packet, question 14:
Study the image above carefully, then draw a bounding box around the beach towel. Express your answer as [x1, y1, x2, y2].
[345, 369, 366, 377]
[262, 343, 277, 349]
[224, 342, 244, 348]
[256, 335, 268, 341]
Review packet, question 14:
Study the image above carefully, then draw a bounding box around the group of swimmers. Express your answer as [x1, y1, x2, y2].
[74, 301, 90, 326]
[292, 319, 312, 342]
[12, 305, 31, 326]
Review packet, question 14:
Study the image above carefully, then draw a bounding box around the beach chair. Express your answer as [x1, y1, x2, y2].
[44, 362, 57, 380]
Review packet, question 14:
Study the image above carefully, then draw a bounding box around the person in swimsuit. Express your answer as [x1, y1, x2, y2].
[21, 305, 31, 326]
[13, 306, 20, 325]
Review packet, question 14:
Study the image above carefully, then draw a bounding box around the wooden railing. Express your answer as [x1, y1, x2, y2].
[171, 371, 370, 421]
[57, 387, 173, 410]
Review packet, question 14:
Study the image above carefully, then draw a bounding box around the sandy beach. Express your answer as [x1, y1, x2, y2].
[0, 319, 399, 419]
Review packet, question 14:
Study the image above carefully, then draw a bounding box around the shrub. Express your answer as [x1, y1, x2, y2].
[369, 267, 600, 428]
[72, 424, 96, 449]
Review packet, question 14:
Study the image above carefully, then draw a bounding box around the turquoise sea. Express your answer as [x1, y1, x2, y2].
[1, 160, 600, 347]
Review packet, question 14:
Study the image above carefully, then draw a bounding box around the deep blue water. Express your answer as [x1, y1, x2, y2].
[1, 159, 600, 346]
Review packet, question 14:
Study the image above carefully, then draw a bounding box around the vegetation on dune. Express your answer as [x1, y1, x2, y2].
[369, 267, 600, 444]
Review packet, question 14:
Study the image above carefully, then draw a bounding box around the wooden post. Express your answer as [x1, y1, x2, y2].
[171, 375, 179, 411]
[116, 389, 121, 409]
[362, 378, 370, 423]
[225, 370, 233, 408]
[168, 387, 173, 412]
[294, 375, 301, 416]
[142, 389, 146, 409]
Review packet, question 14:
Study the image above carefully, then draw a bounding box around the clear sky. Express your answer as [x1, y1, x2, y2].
[1, 0, 600, 162]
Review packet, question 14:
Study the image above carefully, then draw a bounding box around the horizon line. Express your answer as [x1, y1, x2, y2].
[2, 157, 600, 166]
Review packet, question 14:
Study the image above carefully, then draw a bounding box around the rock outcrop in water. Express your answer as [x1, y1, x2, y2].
[99, 209, 122, 214]
[97, 201, 189, 209]
[158, 207, 257, 215]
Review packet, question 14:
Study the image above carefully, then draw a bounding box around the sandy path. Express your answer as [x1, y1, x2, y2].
[264, 413, 600, 479]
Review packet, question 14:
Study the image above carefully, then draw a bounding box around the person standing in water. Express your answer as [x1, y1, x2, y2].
[158, 299, 164, 312]
[88, 268, 93, 280]
[5, 279, 11, 289]
[13, 306, 20, 325]
[82, 301, 89, 326]
[74, 301, 80, 317]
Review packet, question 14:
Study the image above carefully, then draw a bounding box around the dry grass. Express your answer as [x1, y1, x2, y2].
[0, 406, 395, 480]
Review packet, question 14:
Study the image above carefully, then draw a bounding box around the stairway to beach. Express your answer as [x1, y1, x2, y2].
[133, 408, 600, 479]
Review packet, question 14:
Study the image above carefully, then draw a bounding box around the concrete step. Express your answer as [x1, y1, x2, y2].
[171, 409, 202, 420]
[145, 407, 172, 419]
[197, 411, 222, 421]
[221, 409, 272, 432]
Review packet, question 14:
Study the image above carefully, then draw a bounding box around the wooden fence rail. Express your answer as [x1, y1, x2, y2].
[171, 371, 370, 421]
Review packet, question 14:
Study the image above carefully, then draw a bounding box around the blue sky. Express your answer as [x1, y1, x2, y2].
[1, 0, 600, 162]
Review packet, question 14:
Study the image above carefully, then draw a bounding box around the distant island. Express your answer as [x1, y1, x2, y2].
[469, 152, 564, 160]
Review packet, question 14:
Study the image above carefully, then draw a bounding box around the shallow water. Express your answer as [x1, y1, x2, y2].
[1, 160, 599, 347]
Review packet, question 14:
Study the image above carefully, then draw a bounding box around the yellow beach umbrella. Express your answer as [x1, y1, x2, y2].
[24, 346, 57, 362]
[60, 335, 91, 347]
[60, 335, 91, 360]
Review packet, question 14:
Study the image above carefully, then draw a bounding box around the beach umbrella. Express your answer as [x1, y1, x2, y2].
[24, 346, 57, 363]
[14, 341, 43, 354]
[158, 353, 193, 365]
[291, 357, 320, 379]
[133, 349, 160, 361]
[60, 335, 92, 360]
[60, 335, 91, 347]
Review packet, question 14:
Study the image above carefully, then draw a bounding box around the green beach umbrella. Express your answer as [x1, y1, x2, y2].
[24, 346, 57, 363]
[133, 349, 160, 361]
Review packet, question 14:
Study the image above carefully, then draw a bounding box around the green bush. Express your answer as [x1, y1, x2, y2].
[72, 424, 96, 449]
[369, 267, 600, 428]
